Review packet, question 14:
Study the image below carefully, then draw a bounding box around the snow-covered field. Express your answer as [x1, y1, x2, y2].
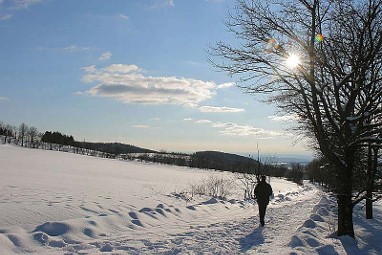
[0, 145, 381, 254]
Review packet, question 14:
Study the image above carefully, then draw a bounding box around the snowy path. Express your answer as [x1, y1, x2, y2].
[68, 189, 321, 254]
[140, 201, 320, 254]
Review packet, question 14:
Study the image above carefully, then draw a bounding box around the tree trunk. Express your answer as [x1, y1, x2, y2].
[337, 193, 354, 237]
[366, 187, 373, 219]
[366, 144, 373, 219]
[366, 147, 379, 219]
[336, 158, 355, 237]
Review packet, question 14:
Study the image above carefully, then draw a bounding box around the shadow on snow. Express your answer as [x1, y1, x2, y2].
[239, 226, 265, 253]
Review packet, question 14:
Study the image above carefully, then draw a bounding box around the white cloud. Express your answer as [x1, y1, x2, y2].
[0, 14, 12, 20]
[0, 96, 10, 101]
[217, 82, 235, 89]
[184, 60, 202, 66]
[194, 118, 284, 139]
[81, 65, 97, 73]
[118, 14, 129, 20]
[37, 45, 92, 52]
[151, 0, 175, 9]
[165, 0, 175, 6]
[80, 64, 218, 107]
[199, 106, 244, 113]
[62, 45, 91, 52]
[99, 51, 112, 61]
[268, 114, 298, 122]
[195, 119, 212, 124]
[74, 91, 85, 96]
[132, 124, 150, 128]
[9, 0, 44, 9]
[0, 0, 44, 19]
[183, 118, 193, 121]
[104, 64, 140, 73]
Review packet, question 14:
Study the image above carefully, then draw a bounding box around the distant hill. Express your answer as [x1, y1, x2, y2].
[77, 142, 157, 155]
[40, 130, 157, 155]
[190, 151, 259, 173]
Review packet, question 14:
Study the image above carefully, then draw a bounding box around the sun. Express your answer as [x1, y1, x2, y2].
[285, 54, 301, 69]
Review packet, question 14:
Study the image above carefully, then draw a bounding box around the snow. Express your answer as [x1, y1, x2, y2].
[0, 144, 381, 254]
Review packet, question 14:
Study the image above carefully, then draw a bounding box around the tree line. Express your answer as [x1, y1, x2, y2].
[211, 0, 382, 237]
[125, 150, 300, 182]
[0, 122, 40, 148]
[0, 121, 154, 156]
[1, 120, 306, 185]
[0, 121, 80, 149]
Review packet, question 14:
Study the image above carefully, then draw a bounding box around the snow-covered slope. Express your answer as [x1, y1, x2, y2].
[0, 145, 380, 254]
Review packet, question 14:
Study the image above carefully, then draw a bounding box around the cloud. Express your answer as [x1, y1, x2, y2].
[62, 45, 91, 52]
[165, 0, 175, 6]
[0, 0, 44, 20]
[268, 114, 298, 122]
[199, 106, 244, 113]
[195, 119, 212, 124]
[217, 82, 235, 89]
[5, 0, 44, 9]
[37, 45, 92, 52]
[99, 51, 112, 61]
[81, 65, 97, 73]
[193, 118, 284, 139]
[0, 96, 10, 101]
[184, 60, 202, 66]
[80, 64, 220, 107]
[118, 14, 129, 20]
[150, 0, 175, 9]
[74, 91, 85, 96]
[0, 14, 12, 20]
[132, 124, 150, 128]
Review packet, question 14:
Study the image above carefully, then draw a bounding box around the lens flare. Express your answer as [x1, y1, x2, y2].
[315, 34, 324, 43]
[265, 38, 280, 52]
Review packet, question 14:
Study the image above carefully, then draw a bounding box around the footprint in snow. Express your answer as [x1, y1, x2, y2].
[83, 228, 96, 238]
[131, 219, 144, 227]
[155, 208, 167, 217]
[139, 207, 153, 213]
[128, 211, 139, 219]
[34, 222, 70, 236]
[186, 205, 196, 211]
[7, 234, 22, 247]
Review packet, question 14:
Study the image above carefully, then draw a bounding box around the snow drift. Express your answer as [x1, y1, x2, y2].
[0, 145, 380, 254]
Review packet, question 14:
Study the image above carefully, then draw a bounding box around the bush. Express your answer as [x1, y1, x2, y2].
[189, 175, 233, 199]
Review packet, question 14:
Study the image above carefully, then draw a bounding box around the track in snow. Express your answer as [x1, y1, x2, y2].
[68, 189, 321, 254]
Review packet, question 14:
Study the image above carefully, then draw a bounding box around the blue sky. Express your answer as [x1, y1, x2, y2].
[0, 0, 312, 158]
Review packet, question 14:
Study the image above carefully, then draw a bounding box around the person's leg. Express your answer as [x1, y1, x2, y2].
[259, 204, 266, 226]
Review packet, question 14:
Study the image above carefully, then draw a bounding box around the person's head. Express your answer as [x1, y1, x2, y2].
[261, 175, 266, 182]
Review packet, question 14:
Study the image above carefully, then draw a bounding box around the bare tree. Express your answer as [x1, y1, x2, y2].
[234, 172, 258, 199]
[211, 0, 382, 237]
[27, 126, 39, 148]
[18, 123, 28, 147]
[5, 124, 16, 143]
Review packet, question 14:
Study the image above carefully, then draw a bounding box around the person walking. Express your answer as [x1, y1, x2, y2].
[254, 175, 273, 227]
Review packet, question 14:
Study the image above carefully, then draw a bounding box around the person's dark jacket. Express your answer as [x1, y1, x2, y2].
[254, 181, 273, 205]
